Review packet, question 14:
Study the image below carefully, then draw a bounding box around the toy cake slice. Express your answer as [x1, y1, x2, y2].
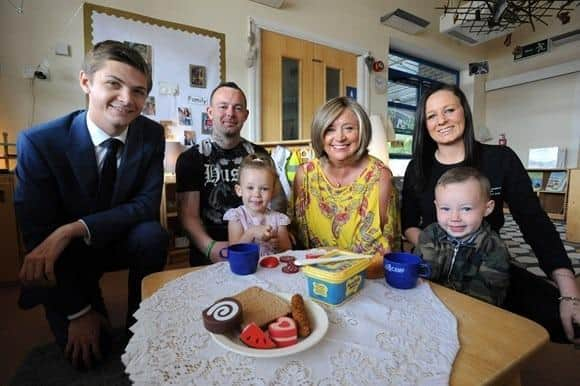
[232, 286, 291, 328]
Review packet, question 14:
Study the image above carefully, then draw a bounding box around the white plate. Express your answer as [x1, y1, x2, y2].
[210, 293, 329, 358]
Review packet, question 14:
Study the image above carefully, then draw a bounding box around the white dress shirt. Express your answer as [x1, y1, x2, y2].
[69, 116, 128, 321]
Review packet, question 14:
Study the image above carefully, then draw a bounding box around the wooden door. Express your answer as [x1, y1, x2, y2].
[261, 30, 357, 142]
[566, 169, 580, 242]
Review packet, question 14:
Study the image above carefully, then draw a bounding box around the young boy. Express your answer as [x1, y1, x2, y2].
[415, 167, 511, 306]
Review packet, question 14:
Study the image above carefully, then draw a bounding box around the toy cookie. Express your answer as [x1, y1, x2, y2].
[202, 297, 242, 334]
[268, 316, 298, 347]
[291, 294, 311, 337]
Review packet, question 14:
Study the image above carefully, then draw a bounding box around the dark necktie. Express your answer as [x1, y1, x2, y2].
[97, 138, 122, 210]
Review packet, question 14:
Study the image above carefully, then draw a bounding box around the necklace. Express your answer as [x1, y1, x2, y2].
[327, 168, 350, 188]
[434, 147, 465, 165]
[323, 159, 362, 188]
[331, 175, 344, 187]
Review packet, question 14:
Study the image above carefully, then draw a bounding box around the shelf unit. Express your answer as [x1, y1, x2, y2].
[161, 174, 189, 265]
[0, 133, 22, 285]
[526, 168, 570, 221]
[0, 172, 23, 285]
[1, 132, 17, 171]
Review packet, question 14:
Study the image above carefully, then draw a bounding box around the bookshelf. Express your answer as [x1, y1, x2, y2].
[526, 168, 570, 221]
[0, 133, 23, 284]
[0, 172, 23, 284]
[161, 174, 189, 265]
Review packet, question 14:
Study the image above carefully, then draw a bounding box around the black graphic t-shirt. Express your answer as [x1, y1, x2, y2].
[175, 139, 267, 242]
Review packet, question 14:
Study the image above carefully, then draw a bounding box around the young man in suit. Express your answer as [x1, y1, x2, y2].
[15, 40, 168, 369]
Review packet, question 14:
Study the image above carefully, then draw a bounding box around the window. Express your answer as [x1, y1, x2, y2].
[387, 50, 459, 160]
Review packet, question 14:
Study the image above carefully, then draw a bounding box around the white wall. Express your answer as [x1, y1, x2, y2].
[5, 0, 577, 169]
[484, 10, 580, 82]
[0, 0, 483, 144]
[486, 72, 580, 168]
[482, 9, 580, 168]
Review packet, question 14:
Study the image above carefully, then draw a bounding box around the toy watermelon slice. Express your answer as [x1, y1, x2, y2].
[240, 322, 276, 349]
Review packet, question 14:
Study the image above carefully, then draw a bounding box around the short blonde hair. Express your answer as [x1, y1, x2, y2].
[310, 97, 371, 161]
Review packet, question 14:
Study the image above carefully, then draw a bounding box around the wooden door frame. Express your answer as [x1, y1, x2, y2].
[247, 17, 370, 142]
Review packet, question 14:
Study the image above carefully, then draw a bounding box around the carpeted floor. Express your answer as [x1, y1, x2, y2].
[500, 214, 580, 277]
[9, 330, 130, 386]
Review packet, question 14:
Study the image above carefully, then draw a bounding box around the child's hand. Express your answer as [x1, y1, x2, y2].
[269, 235, 280, 250]
[261, 225, 274, 241]
[253, 225, 274, 241]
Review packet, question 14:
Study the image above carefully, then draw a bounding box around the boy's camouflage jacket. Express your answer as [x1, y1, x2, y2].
[415, 222, 511, 306]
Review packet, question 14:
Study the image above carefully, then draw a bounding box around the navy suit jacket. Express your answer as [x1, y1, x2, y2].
[15, 110, 165, 252]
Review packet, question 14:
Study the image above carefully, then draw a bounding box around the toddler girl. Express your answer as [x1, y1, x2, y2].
[224, 154, 291, 255]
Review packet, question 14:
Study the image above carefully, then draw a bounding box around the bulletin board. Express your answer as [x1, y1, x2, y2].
[83, 3, 225, 146]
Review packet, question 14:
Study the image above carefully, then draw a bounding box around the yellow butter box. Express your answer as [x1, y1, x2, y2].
[302, 250, 371, 306]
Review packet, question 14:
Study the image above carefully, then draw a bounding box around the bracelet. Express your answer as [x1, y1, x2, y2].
[552, 272, 576, 279]
[558, 296, 580, 305]
[205, 240, 217, 258]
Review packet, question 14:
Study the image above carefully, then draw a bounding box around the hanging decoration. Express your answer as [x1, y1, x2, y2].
[437, 1, 579, 33]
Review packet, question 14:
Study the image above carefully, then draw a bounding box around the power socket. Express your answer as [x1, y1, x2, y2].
[159, 81, 179, 96]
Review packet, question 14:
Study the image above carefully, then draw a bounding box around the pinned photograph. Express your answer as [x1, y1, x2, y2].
[201, 112, 213, 135]
[142, 96, 156, 116]
[190, 65, 207, 88]
[124, 41, 153, 71]
[183, 130, 196, 146]
[178, 107, 192, 126]
[160, 120, 176, 140]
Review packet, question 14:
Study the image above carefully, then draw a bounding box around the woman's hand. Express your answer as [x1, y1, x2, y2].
[403, 227, 422, 247]
[552, 268, 580, 343]
[559, 298, 580, 343]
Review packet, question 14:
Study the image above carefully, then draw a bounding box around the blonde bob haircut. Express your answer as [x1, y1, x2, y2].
[310, 96, 371, 161]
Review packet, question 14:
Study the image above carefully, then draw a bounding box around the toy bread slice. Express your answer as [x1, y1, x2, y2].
[233, 286, 291, 328]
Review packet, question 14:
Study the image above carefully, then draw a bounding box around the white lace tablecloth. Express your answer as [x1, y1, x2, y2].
[123, 252, 460, 385]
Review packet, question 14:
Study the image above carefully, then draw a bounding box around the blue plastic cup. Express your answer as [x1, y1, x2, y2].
[383, 252, 431, 289]
[219, 243, 260, 275]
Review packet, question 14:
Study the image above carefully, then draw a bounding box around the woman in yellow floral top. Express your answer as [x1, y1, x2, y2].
[292, 97, 399, 254]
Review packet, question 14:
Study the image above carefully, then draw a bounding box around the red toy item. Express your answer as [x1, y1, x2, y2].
[279, 255, 296, 263]
[240, 322, 276, 349]
[282, 262, 300, 274]
[259, 256, 280, 268]
[306, 253, 323, 259]
[268, 316, 298, 347]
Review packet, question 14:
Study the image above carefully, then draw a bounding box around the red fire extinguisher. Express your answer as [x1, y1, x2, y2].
[499, 133, 507, 146]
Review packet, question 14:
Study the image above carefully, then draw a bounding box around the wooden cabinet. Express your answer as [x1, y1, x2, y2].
[160, 174, 189, 265]
[0, 172, 23, 285]
[566, 169, 580, 242]
[526, 168, 570, 221]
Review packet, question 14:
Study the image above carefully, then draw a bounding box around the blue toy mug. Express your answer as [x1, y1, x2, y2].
[383, 252, 431, 289]
[219, 243, 260, 275]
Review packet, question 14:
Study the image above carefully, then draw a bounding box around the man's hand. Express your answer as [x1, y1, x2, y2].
[19, 224, 75, 283]
[65, 310, 109, 369]
[209, 240, 229, 263]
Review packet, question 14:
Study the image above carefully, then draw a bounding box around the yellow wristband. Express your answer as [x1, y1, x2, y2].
[206, 240, 217, 258]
